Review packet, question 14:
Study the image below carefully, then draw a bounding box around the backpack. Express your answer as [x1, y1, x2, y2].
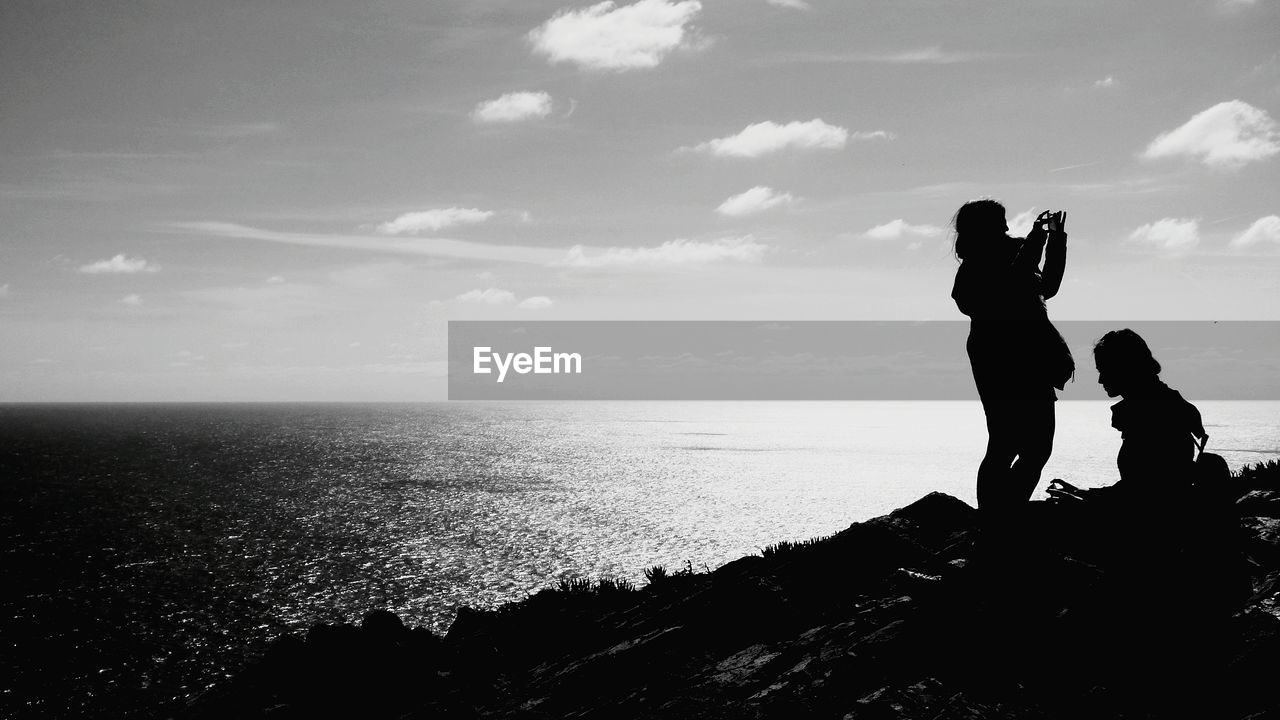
[1192, 435, 1231, 491]
[1187, 435, 1254, 610]
[1040, 319, 1075, 390]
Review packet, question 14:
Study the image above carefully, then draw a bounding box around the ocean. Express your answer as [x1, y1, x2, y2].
[3, 401, 1278, 718]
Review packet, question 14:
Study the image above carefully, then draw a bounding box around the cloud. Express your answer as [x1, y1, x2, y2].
[862, 219, 945, 241]
[376, 207, 495, 235]
[1143, 100, 1280, 168]
[773, 47, 979, 65]
[1047, 160, 1102, 173]
[167, 222, 562, 264]
[765, 0, 810, 8]
[689, 119, 875, 158]
[529, 0, 703, 71]
[517, 296, 554, 310]
[121, 294, 143, 306]
[559, 236, 767, 267]
[716, 186, 796, 216]
[79, 254, 159, 274]
[1094, 75, 1115, 88]
[1232, 215, 1280, 247]
[267, 275, 286, 284]
[0, 283, 10, 298]
[456, 288, 517, 305]
[1127, 218, 1200, 252]
[872, 47, 974, 64]
[472, 91, 553, 123]
[1007, 208, 1039, 238]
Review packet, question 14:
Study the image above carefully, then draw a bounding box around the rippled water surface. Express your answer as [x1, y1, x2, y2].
[2, 401, 1277, 718]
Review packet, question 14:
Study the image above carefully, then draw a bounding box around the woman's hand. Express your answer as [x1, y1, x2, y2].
[1046, 211, 1067, 246]
[1026, 211, 1052, 244]
[1046, 478, 1086, 503]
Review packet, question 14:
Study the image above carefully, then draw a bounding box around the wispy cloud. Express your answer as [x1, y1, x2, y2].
[1232, 215, 1280, 247]
[456, 288, 517, 305]
[165, 222, 563, 264]
[472, 91, 553, 123]
[1143, 100, 1279, 168]
[559, 236, 767, 267]
[765, 0, 810, 9]
[452, 288, 552, 308]
[862, 219, 945, 241]
[867, 47, 976, 64]
[689, 119, 879, 158]
[517, 296, 554, 310]
[375, 208, 495, 235]
[529, 0, 704, 71]
[79, 254, 160, 274]
[1127, 218, 1200, 252]
[767, 46, 982, 65]
[1093, 75, 1116, 89]
[716, 186, 796, 216]
[1057, 176, 1180, 197]
[0, 283, 11, 298]
[1048, 160, 1102, 173]
[121, 294, 143, 306]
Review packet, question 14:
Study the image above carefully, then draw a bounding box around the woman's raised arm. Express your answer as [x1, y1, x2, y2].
[1040, 228, 1067, 300]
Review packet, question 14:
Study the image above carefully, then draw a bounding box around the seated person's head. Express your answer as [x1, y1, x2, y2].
[1093, 329, 1161, 398]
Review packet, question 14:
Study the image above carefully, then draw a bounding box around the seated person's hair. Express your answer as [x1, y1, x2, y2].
[1093, 328, 1161, 378]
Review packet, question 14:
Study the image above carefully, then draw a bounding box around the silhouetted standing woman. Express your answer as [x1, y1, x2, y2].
[951, 200, 1073, 513]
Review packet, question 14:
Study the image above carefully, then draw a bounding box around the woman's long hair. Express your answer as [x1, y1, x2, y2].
[952, 198, 1006, 261]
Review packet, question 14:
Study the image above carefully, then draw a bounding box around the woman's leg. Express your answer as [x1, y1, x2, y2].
[976, 401, 1019, 511]
[1009, 397, 1056, 502]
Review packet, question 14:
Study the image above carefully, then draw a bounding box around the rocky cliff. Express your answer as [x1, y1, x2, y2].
[186, 461, 1280, 719]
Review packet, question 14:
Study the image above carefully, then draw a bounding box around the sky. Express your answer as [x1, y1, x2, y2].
[1, 0, 1278, 401]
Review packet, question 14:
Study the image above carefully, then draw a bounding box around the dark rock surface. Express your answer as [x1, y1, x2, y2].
[185, 462, 1280, 719]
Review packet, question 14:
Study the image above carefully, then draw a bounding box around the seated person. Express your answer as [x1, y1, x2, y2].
[1042, 330, 1241, 705]
[1047, 328, 1206, 507]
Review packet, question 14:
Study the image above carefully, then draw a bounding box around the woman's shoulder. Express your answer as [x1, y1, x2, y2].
[1111, 383, 1206, 438]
